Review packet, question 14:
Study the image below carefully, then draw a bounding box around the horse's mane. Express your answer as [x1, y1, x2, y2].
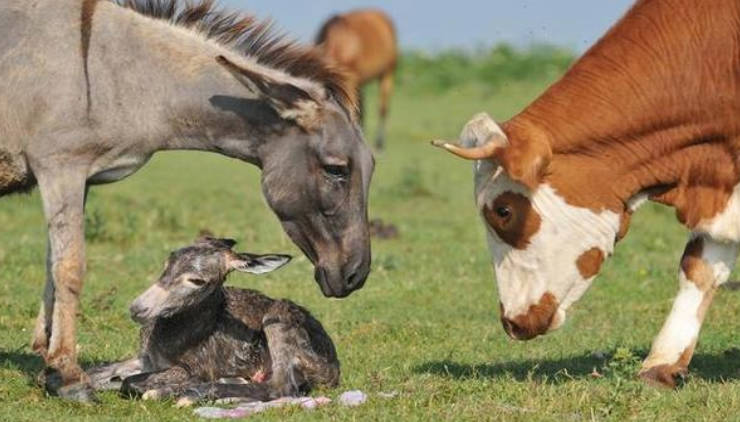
[113, 0, 354, 111]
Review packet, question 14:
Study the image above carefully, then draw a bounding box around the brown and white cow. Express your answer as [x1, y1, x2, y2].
[433, 0, 740, 388]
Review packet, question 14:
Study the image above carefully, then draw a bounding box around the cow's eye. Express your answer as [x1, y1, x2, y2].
[496, 206, 512, 219]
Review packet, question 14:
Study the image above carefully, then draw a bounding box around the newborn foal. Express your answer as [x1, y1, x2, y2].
[89, 237, 340, 403]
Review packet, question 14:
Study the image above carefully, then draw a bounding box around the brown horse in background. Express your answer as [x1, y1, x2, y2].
[316, 9, 397, 150]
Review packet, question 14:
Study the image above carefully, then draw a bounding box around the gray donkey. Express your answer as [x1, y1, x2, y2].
[1, 0, 372, 400]
[88, 237, 340, 404]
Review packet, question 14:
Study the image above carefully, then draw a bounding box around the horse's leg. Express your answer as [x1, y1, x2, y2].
[375, 70, 394, 151]
[33, 167, 94, 401]
[639, 234, 739, 388]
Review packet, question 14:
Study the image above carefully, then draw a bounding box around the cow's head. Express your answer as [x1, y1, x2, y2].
[433, 113, 622, 340]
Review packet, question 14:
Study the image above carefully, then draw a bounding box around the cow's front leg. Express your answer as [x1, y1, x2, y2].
[32, 169, 95, 401]
[639, 234, 739, 388]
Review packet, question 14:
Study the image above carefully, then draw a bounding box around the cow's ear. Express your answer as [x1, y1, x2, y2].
[432, 112, 550, 190]
[496, 135, 551, 190]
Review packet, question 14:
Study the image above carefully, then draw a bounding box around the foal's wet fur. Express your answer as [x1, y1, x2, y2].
[88, 237, 339, 403]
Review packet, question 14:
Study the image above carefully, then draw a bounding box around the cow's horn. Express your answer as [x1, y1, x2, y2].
[430, 138, 501, 160]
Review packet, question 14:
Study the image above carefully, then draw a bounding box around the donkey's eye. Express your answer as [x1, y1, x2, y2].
[187, 278, 207, 287]
[496, 206, 512, 219]
[323, 164, 349, 179]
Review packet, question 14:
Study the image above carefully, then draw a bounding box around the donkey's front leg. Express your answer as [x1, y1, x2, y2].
[639, 234, 739, 388]
[32, 169, 94, 401]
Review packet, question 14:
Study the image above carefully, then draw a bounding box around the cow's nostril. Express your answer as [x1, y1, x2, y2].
[502, 317, 526, 340]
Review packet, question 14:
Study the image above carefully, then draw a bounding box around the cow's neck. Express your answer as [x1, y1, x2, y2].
[504, 0, 740, 228]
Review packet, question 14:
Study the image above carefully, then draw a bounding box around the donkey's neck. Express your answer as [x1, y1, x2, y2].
[505, 0, 740, 226]
[92, 1, 318, 167]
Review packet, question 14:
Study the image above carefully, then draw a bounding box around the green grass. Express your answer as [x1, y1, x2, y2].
[3, 47, 740, 421]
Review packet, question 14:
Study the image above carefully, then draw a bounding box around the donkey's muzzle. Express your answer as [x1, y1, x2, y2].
[314, 258, 369, 298]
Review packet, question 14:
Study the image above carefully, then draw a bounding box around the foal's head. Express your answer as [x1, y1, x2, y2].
[129, 237, 291, 324]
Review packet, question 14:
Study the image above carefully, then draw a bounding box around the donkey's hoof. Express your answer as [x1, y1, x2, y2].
[638, 365, 687, 389]
[56, 381, 99, 403]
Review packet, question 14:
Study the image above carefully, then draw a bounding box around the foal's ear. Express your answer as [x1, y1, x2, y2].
[228, 253, 292, 275]
[195, 236, 237, 250]
[216, 55, 320, 130]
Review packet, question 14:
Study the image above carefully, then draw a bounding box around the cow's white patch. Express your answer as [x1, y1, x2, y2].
[642, 272, 703, 368]
[475, 167, 620, 324]
[702, 236, 739, 287]
[642, 234, 739, 369]
[697, 183, 740, 242]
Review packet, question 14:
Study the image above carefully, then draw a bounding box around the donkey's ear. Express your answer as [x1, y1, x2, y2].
[228, 253, 292, 275]
[196, 236, 237, 250]
[216, 55, 320, 129]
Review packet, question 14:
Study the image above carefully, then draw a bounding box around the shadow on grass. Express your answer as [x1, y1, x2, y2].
[0, 349, 44, 385]
[414, 349, 740, 385]
[0, 348, 117, 380]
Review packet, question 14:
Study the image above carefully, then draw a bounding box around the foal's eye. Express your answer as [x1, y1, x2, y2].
[187, 278, 207, 287]
[323, 164, 349, 180]
[496, 206, 512, 219]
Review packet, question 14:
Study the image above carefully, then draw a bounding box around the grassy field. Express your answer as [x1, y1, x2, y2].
[3, 47, 740, 421]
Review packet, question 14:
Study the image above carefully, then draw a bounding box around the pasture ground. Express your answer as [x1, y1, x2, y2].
[2, 48, 740, 421]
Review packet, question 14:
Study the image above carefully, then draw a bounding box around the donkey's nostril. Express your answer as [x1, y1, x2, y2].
[345, 271, 363, 291]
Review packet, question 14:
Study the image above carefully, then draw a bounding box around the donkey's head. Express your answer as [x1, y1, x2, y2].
[433, 113, 622, 340]
[216, 56, 374, 299]
[130, 237, 291, 324]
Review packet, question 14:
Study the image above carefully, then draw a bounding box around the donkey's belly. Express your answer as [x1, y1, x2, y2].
[87, 154, 151, 185]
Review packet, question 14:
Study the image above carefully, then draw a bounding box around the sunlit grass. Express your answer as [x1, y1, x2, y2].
[2, 50, 740, 420]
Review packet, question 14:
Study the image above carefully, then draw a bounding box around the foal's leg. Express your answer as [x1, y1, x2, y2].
[262, 300, 339, 394]
[375, 70, 394, 151]
[639, 234, 739, 388]
[87, 358, 143, 391]
[120, 366, 191, 399]
[31, 168, 94, 401]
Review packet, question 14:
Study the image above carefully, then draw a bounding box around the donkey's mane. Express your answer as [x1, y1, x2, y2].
[113, 0, 354, 111]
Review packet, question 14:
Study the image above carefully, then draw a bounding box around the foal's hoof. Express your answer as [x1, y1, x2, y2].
[638, 365, 687, 389]
[40, 370, 98, 403]
[57, 382, 99, 403]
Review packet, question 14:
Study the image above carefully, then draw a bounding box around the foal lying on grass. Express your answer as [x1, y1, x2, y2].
[88, 237, 340, 404]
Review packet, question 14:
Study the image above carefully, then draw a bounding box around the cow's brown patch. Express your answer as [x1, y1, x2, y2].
[639, 344, 695, 389]
[617, 211, 631, 242]
[576, 247, 604, 279]
[501, 292, 558, 340]
[495, 0, 740, 227]
[680, 237, 715, 291]
[483, 191, 541, 250]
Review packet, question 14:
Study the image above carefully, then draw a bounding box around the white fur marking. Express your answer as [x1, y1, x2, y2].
[697, 183, 740, 242]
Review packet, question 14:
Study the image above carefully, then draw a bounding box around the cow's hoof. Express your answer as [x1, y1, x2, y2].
[638, 365, 687, 389]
